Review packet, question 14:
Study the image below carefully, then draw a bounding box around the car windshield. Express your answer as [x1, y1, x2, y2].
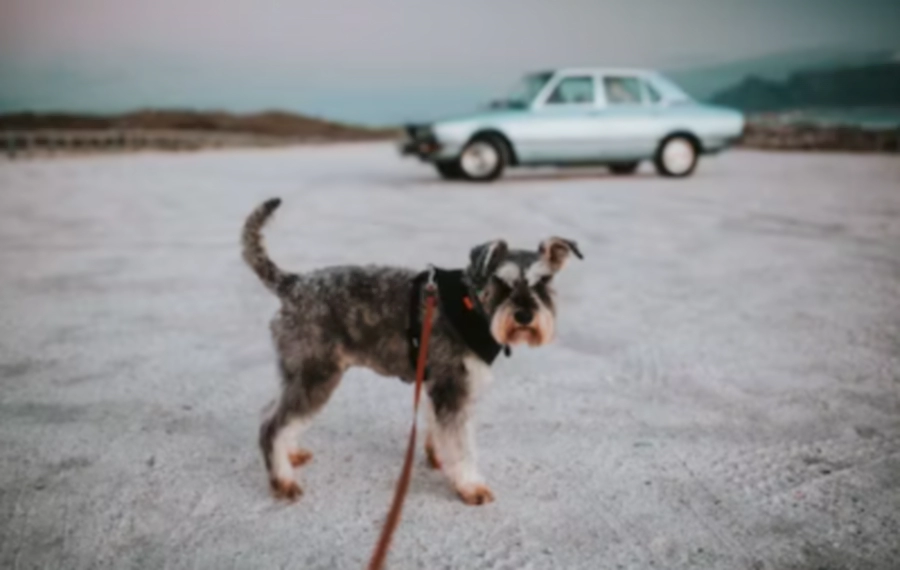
[491, 72, 553, 109]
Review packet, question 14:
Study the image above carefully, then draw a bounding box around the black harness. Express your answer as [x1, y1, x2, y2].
[407, 267, 510, 378]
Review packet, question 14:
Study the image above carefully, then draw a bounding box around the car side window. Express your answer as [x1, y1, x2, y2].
[603, 76, 645, 105]
[545, 76, 595, 105]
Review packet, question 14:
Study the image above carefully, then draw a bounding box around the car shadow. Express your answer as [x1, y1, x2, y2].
[391, 168, 660, 188]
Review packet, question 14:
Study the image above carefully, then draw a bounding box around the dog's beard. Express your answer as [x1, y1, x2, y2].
[490, 303, 555, 347]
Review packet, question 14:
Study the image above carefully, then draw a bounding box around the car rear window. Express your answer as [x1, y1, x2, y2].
[603, 76, 644, 105]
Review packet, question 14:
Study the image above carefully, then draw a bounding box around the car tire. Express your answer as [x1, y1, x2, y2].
[435, 161, 464, 180]
[459, 136, 506, 182]
[609, 162, 640, 175]
[654, 135, 699, 177]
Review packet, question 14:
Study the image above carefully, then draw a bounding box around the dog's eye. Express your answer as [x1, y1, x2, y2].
[491, 275, 511, 292]
[536, 275, 552, 287]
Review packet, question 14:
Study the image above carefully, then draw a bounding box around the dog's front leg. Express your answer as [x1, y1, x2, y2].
[423, 397, 443, 470]
[428, 358, 494, 505]
[436, 410, 494, 505]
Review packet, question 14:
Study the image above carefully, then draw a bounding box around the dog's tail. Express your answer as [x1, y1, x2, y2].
[242, 198, 290, 293]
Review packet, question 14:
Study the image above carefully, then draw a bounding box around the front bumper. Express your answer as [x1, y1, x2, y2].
[398, 124, 443, 161]
[399, 138, 441, 158]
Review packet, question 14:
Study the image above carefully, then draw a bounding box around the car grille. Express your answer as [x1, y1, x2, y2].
[405, 124, 433, 141]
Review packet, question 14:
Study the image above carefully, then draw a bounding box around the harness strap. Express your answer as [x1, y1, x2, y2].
[407, 269, 432, 379]
[407, 267, 509, 374]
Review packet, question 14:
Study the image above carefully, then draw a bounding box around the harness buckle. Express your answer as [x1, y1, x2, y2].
[423, 265, 437, 296]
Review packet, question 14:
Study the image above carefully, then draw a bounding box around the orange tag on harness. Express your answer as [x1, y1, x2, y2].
[462, 296, 474, 310]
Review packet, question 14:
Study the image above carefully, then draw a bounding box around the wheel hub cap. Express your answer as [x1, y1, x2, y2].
[663, 139, 695, 174]
[461, 142, 499, 177]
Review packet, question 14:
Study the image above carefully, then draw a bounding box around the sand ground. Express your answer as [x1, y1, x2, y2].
[1, 144, 899, 569]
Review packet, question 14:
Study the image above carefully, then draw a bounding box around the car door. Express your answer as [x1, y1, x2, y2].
[590, 74, 663, 160]
[504, 73, 603, 163]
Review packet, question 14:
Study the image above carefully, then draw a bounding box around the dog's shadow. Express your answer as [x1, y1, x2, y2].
[407, 459, 460, 502]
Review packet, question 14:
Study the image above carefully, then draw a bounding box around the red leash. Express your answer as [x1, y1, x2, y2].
[367, 275, 437, 570]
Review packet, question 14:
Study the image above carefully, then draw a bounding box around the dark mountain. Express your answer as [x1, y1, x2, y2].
[709, 62, 900, 112]
[666, 48, 895, 100]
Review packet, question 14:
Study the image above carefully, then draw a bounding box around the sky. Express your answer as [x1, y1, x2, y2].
[1, 0, 899, 124]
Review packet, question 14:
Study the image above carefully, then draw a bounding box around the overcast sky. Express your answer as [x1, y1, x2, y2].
[1, 0, 898, 122]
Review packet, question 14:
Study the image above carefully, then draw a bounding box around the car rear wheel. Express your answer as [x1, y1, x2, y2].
[459, 136, 506, 182]
[435, 161, 464, 180]
[654, 136, 698, 177]
[609, 162, 640, 175]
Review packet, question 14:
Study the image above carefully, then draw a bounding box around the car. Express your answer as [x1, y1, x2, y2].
[399, 67, 745, 181]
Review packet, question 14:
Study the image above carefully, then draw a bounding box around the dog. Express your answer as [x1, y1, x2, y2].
[242, 198, 582, 505]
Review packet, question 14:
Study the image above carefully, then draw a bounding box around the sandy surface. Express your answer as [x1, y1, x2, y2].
[1, 144, 899, 570]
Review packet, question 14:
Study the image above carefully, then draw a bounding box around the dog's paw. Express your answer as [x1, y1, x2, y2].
[456, 483, 495, 506]
[270, 478, 303, 501]
[288, 449, 313, 468]
[424, 439, 442, 470]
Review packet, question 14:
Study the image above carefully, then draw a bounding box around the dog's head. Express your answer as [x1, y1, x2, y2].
[466, 237, 583, 347]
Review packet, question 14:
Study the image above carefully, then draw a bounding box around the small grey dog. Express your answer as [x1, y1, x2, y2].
[242, 198, 582, 505]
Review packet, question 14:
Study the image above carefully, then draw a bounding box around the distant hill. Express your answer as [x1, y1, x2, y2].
[0, 109, 397, 139]
[708, 62, 900, 113]
[666, 48, 897, 101]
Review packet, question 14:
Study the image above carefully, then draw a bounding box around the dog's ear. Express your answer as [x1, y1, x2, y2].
[468, 239, 509, 284]
[538, 237, 583, 272]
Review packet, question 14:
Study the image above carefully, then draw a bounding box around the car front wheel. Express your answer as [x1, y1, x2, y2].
[459, 136, 506, 182]
[654, 136, 699, 177]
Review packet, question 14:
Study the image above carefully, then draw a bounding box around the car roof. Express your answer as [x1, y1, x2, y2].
[531, 67, 659, 77]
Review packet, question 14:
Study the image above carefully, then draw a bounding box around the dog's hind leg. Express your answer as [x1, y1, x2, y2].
[260, 355, 345, 501]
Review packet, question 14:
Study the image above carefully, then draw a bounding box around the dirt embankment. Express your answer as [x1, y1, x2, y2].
[739, 120, 899, 152]
[0, 110, 398, 139]
[1, 110, 401, 157]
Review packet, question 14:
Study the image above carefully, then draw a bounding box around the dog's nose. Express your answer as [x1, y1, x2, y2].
[513, 309, 533, 325]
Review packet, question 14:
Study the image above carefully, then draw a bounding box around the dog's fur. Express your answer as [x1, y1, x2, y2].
[242, 198, 582, 504]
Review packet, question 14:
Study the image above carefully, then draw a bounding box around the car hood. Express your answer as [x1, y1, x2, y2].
[419, 106, 530, 127]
